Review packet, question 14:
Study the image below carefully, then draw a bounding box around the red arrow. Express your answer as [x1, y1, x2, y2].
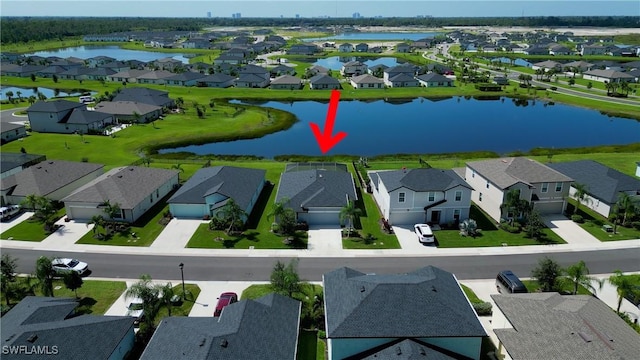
[310, 89, 347, 154]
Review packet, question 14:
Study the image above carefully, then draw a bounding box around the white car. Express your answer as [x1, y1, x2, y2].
[414, 224, 435, 244]
[51, 258, 89, 276]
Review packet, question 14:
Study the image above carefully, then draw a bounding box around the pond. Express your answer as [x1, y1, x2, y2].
[26, 46, 191, 64]
[162, 97, 640, 158]
[313, 56, 405, 71]
[305, 32, 442, 42]
[0, 86, 90, 101]
[487, 57, 533, 68]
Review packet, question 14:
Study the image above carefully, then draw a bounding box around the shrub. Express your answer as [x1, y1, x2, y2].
[571, 215, 584, 223]
[591, 219, 604, 227]
[472, 302, 493, 316]
[500, 222, 521, 233]
[632, 221, 640, 231]
[317, 330, 326, 339]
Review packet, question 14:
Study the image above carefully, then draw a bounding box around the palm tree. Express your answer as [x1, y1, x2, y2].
[217, 199, 247, 234]
[571, 183, 591, 214]
[21, 194, 40, 210]
[125, 274, 161, 330]
[501, 189, 530, 224]
[563, 260, 600, 295]
[5, 91, 14, 103]
[27, 95, 37, 105]
[620, 81, 631, 96]
[339, 201, 362, 238]
[615, 192, 638, 225]
[88, 215, 104, 235]
[268, 197, 290, 226]
[101, 200, 122, 225]
[171, 163, 184, 173]
[158, 283, 175, 316]
[608, 270, 640, 313]
[35, 256, 55, 297]
[16, 91, 22, 101]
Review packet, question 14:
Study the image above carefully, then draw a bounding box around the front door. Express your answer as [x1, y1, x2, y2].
[430, 210, 441, 224]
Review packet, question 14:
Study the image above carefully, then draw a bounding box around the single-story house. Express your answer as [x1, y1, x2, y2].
[350, 74, 385, 89]
[62, 108, 116, 134]
[1, 122, 27, 144]
[287, 44, 319, 55]
[239, 64, 270, 81]
[309, 74, 341, 90]
[367, 64, 388, 76]
[532, 60, 563, 71]
[62, 166, 179, 223]
[270, 75, 303, 90]
[1, 297, 135, 360]
[0, 64, 45, 77]
[370, 168, 474, 225]
[136, 70, 175, 85]
[164, 72, 207, 86]
[235, 73, 270, 88]
[563, 60, 594, 72]
[385, 73, 420, 87]
[0, 160, 104, 205]
[140, 294, 301, 360]
[396, 42, 411, 53]
[84, 67, 117, 81]
[465, 157, 573, 222]
[306, 65, 329, 77]
[340, 60, 368, 77]
[107, 69, 151, 83]
[93, 101, 163, 123]
[547, 160, 640, 218]
[338, 43, 354, 52]
[150, 57, 183, 71]
[111, 87, 175, 108]
[323, 266, 487, 360]
[269, 64, 296, 77]
[583, 69, 636, 83]
[26, 100, 87, 133]
[168, 166, 265, 220]
[416, 72, 454, 87]
[275, 163, 357, 226]
[0, 152, 46, 181]
[86, 55, 116, 67]
[195, 73, 236, 88]
[491, 293, 640, 360]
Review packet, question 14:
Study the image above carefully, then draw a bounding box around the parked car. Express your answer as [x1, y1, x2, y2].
[51, 258, 89, 276]
[0, 205, 21, 221]
[414, 224, 435, 243]
[214, 292, 238, 317]
[496, 270, 528, 294]
[127, 297, 144, 326]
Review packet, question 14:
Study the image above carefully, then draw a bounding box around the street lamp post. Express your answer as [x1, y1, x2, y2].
[179, 263, 185, 300]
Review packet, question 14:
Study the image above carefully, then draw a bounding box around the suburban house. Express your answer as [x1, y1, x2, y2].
[340, 60, 368, 77]
[370, 168, 473, 225]
[270, 75, 303, 90]
[235, 73, 270, 88]
[349, 74, 384, 89]
[287, 44, 319, 55]
[140, 294, 301, 360]
[27, 100, 115, 134]
[491, 293, 640, 360]
[164, 72, 206, 86]
[355, 43, 369, 52]
[112, 87, 175, 108]
[465, 157, 573, 222]
[136, 70, 174, 85]
[107, 69, 151, 83]
[583, 69, 635, 83]
[269, 64, 296, 77]
[93, 101, 163, 123]
[307, 65, 329, 77]
[547, 160, 640, 218]
[396, 42, 411, 53]
[0, 160, 104, 205]
[150, 57, 183, 71]
[323, 266, 487, 360]
[195, 73, 236, 88]
[383, 65, 419, 87]
[62, 166, 179, 223]
[0, 152, 45, 181]
[275, 163, 357, 226]
[416, 73, 454, 87]
[1, 297, 135, 360]
[1, 122, 27, 144]
[531, 60, 563, 71]
[309, 74, 342, 90]
[580, 44, 607, 56]
[167, 166, 265, 220]
[338, 43, 354, 52]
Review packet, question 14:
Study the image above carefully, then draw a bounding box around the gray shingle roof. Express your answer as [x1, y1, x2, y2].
[65, 109, 113, 125]
[349, 338, 470, 360]
[276, 168, 357, 210]
[310, 74, 340, 85]
[197, 73, 235, 83]
[112, 87, 173, 107]
[140, 293, 301, 360]
[584, 69, 635, 79]
[270, 75, 302, 85]
[167, 166, 265, 210]
[324, 266, 487, 339]
[351, 74, 384, 84]
[389, 73, 416, 82]
[0, 160, 103, 196]
[93, 101, 162, 116]
[416, 73, 453, 83]
[547, 160, 640, 204]
[1, 296, 135, 360]
[27, 100, 85, 113]
[372, 168, 472, 192]
[491, 293, 640, 360]
[61, 166, 178, 209]
[466, 157, 572, 189]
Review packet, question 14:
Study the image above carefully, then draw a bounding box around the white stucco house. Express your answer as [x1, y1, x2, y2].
[167, 166, 266, 220]
[464, 157, 573, 222]
[62, 166, 179, 223]
[369, 168, 473, 225]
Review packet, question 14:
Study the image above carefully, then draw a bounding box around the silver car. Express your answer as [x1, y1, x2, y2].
[51, 258, 89, 276]
[414, 224, 435, 243]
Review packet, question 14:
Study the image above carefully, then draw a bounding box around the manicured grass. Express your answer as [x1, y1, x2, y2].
[154, 283, 201, 325]
[241, 284, 275, 300]
[0, 209, 66, 241]
[49, 279, 127, 315]
[435, 205, 566, 248]
[298, 330, 326, 360]
[566, 202, 640, 241]
[522, 280, 593, 295]
[460, 284, 484, 304]
[76, 202, 172, 247]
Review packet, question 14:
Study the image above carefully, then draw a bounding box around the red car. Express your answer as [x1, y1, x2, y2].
[214, 292, 238, 317]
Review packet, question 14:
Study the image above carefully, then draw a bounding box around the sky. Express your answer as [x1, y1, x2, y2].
[1, 0, 639, 18]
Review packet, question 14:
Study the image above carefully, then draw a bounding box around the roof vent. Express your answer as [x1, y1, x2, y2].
[220, 339, 228, 348]
[129, 168, 134, 171]
[199, 337, 206, 347]
[27, 334, 38, 343]
[419, 347, 426, 355]
[48, 161, 54, 164]
[395, 346, 402, 355]
[431, 285, 437, 292]
[36, 166, 42, 169]
[360, 286, 366, 293]
[578, 332, 592, 343]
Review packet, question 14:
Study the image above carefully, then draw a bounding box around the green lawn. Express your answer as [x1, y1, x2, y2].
[154, 283, 201, 325]
[460, 284, 485, 304]
[435, 205, 565, 247]
[566, 202, 640, 241]
[298, 330, 326, 360]
[76, 201, 172, 246]
[0, 208, 66, 241]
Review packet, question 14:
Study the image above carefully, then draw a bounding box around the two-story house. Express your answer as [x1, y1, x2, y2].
[340, 60, 368, 77]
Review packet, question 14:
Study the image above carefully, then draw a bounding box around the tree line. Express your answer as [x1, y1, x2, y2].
[2, 16, 638, 45]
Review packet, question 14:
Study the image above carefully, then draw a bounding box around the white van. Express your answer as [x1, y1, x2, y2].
[79, 95, 95, 104]
[0, 205, 21, 221]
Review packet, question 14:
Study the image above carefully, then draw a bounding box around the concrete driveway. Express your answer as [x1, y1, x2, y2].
[543, 214, 601, 246]
[307, 226, 343, 256]
[393, 225, 438, 252]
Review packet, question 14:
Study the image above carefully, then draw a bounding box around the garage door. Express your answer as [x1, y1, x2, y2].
[533, 201, 564, 215]
[389, 211, 425, 225]
[67, 206, 104, 221]
[299, 212, 340, 226]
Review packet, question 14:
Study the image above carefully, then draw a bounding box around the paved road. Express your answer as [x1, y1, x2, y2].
[5, 247, 639, 282]
[0, 107, 28, 123]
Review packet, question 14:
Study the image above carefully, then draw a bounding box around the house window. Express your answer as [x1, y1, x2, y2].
[454, 209, 461, 220]
[555, 182, 563, 192]
[541, 183, 549, 193]
[455, 191, 462, 201]
[398, 192, 405, 203]
[486, 181, 490, 189]
[428, 192, 435, 202]
[479, 193, 483, 202]
[471, 170, 475, 178]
